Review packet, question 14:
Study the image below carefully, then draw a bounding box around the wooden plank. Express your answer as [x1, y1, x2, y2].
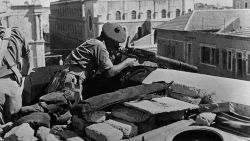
[124, 97, 199, 114]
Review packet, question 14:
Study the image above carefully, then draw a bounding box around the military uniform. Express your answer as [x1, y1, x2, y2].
[0, 27, 29, 123]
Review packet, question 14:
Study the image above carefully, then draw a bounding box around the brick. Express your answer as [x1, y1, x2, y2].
[111, 106, 150, 123]
[105, 119, 138, 138]
[83, 111, 106, 123]
[85, 123, 123, 141]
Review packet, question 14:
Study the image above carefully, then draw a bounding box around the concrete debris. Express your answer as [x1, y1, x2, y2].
[195, 112, 216, 126]
[200, 93, 222, 104]
[105, 119, 138, 138]
[4, 123, 37, 141]
[169, 92, 202, 104]
[50, 125, 68, 135]
[85, 123, 123, 141]
[111, 106, 151, 123]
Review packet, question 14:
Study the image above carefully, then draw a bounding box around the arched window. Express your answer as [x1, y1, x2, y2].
[176, 9, 180, 17]
[147, 10, 151, 19]
[116, 11, 121, 20]
[161, 9, 166, 18]
[131, 10, 136, 19]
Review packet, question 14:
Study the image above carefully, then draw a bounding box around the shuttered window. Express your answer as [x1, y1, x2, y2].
[200, 45, 219, 66]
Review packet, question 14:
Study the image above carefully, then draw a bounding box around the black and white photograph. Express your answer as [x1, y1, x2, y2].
[0, 0, 249, 140]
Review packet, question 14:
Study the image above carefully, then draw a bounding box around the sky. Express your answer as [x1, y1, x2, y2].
[8, 0, 234, 7]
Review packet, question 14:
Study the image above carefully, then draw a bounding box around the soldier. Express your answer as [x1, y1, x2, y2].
[21, 22, 137, 123]
[0, 27, 30, 124]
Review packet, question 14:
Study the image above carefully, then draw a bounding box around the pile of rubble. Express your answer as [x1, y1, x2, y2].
[0, 81, 249, 141]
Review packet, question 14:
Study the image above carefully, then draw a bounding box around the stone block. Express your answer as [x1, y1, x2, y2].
[36, 126, 60, 141]
[105, 119, 138, 138]
[195, 112, 216, 126]
[111, 106, 150, 123]
[83, 111, 106, 123]
[156, 110, 185, 123]
[171, 83, 208, 98]
[4, 123, 37, 141]
[85, 123, 123, 141]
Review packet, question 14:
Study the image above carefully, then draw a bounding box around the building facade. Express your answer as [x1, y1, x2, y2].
[155, 10, 250, 81]
[0, 4, 50, 68]
[233, 0, 250, 8]
[49, 0, 194, 58]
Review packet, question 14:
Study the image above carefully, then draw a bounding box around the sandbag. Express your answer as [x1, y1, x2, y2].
[15, 112, 51, 128]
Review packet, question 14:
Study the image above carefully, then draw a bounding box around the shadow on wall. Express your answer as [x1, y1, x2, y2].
[130, 19, 152, 43]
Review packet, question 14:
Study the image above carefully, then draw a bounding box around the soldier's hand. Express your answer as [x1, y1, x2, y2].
[124, 58, 138, 67]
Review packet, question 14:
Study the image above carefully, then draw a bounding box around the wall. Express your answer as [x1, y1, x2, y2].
[50, 0, 194, 58]
[157, 29, 250, 81]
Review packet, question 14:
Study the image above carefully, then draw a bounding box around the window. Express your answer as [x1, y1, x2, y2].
[222, 49, 227, 69]
[247, 53, 250, 74]
[236, 52, 243, 77]
[245, 2, 248, 8]
[200, 44, 219, 66]
[227, 50, 232, 70]
[131, 10, 136, 19]
[147, 10, 151, 19]
[176, 9, 180, 17]
[116, 11, 121, 20]
[222, 49, 232, 71]
[185, 43, 192, 64]
[161, 9, 166, 18]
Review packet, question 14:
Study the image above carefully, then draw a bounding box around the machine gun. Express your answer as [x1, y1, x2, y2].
[119, 36, 198, 73]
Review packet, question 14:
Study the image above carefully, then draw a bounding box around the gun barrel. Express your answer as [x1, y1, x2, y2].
[155, 55, 198, 72]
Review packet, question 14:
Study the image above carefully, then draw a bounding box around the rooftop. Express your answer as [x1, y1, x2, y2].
[155, 9, 250, 37]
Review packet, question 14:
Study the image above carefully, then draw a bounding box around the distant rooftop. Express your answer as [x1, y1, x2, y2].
[155, 9, 250, 37]
[220, 27, 250, 38]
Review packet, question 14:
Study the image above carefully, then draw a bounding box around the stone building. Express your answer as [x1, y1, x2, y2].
[49, 0, 194, 58]
[0, 3, 50, 68]
[233, 0, 250, 8]
[155, 9, 250, 81]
